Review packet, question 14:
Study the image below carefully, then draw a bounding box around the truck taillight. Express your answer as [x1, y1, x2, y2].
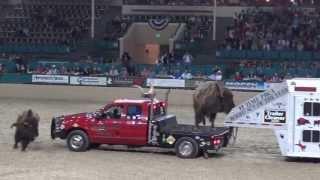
[212, 138, 222, 146]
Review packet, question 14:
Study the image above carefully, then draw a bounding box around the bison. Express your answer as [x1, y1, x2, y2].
[11, 109, 40, 151]
[193, 81, 235, 128]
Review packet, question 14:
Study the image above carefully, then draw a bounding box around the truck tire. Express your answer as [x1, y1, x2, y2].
[67, 130, 90, 152]
[175, 137, 199, 159]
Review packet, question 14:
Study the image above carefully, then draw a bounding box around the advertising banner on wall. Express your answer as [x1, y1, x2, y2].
[108, 77, 134, 87]
[225, 81, 269, 91]
[146, 78, 185, 88]
[32, 74, 69, 84]
[187, 79, 272, 91]
[69, 76, 107, 86]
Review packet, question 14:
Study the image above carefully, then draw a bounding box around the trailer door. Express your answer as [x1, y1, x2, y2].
[294, 96, 320, 155]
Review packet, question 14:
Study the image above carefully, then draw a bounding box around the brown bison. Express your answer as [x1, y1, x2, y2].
[11, 109, 40, 151]
[193, 81, 235, 128]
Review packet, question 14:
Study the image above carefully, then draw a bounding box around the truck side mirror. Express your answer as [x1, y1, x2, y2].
[95, 111, 108, 120]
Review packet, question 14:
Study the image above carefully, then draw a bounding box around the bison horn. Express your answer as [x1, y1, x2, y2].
[133, 85, 145, 94]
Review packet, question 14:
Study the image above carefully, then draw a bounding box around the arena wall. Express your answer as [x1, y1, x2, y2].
[0, 84, 254, 106]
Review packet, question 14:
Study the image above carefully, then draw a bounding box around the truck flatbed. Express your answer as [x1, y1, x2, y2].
[162, 125, 231, 137]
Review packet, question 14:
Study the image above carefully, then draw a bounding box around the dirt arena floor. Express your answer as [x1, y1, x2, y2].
[0, 84, 320, 180]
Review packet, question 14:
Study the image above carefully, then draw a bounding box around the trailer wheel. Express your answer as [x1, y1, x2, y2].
[175, 137, 199, 159]
[67, 130, 90, 152]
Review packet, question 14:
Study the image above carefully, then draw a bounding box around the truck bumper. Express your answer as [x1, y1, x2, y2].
[51, 118, 67, 139]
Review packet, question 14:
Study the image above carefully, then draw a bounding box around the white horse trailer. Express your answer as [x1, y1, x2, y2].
[224, 78, 320, 158]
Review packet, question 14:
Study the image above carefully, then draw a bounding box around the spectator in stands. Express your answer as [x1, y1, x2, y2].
[270, 73, 281, 83]
[108, 66, 120, 77]
[120, 67, 129, 78]
[168, 52, 176, 65]
[71, 67, 81, 76]
[121, 52, 135, 76]
[82, 67, 91, 76]
[215, 70, 223, 80]
[172, 69, 181, 79]
[47, 65, 59, 75]
[284, 73, 293, 80]
[35, 64, 46, 74]
[91, 67, 101, 76]
[180, 70, 193, 80]
[60, 65, 68, 75]
[208, 69, 223, 80]
[223, 8, 320, 51]
[182, 51, 193, 68]
[141, 67, 151, 78]
[148, 68, 156, 78]
[158, 68, 169, 77]
[159, 52, 169, 66]
[193, 71, 206, 79]
[234, 72, 243, 81]
[0, 64, 4, 75]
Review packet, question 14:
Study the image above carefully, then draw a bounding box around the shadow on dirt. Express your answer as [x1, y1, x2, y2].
[95, 145, 227, 159]
[285, 157, 320, 163]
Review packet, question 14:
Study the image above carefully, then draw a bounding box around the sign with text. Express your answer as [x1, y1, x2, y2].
[70, 76, 107, 86]
[32, 74, 69, 84]
[264, 110, 286, 124]
[147, 78, 185, 88]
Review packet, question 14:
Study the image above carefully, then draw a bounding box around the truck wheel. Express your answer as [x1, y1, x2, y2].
[67, 130, 90, 152]
[175, 137, 199, 159]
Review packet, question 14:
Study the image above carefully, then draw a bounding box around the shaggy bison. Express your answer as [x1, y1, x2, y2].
[193, 81, 235, 128]
[11, 109, 40, 151]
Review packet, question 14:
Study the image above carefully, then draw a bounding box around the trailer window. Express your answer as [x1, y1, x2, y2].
[314, 103, 320, 116]
[303, 130, 311, 142]
[302, 130, 320, 143]
[303, 102, 320, 116]
[313, 131, 320, 142]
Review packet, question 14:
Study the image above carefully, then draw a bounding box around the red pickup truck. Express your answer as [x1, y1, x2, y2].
[51, 98, 232, 158]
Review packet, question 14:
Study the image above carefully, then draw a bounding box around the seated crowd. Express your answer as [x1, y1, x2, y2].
[0, 0, 107, 45]
[222, 7, 320, 51]
[123, 0, 213, 6]
[1, 52, 318, 83]
[123, 0, 318, 6]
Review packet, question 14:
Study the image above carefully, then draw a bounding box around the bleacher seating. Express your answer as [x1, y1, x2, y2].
[0, 0, 107, 54]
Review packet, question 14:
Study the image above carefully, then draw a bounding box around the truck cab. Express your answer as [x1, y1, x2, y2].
[51, 99, 166, 146]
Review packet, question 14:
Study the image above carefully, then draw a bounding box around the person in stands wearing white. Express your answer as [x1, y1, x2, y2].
[47, 65, 59, 75]
[208, 70, 223, 81]
[182, 51, 193, 68]
[180, 70, 193, 80]
[108, 66, 119, 77]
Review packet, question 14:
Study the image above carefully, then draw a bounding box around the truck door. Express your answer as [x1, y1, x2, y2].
[119, 104, 148, 145]
[294, 96, 320, 155]
[90, 105, 126, 144]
